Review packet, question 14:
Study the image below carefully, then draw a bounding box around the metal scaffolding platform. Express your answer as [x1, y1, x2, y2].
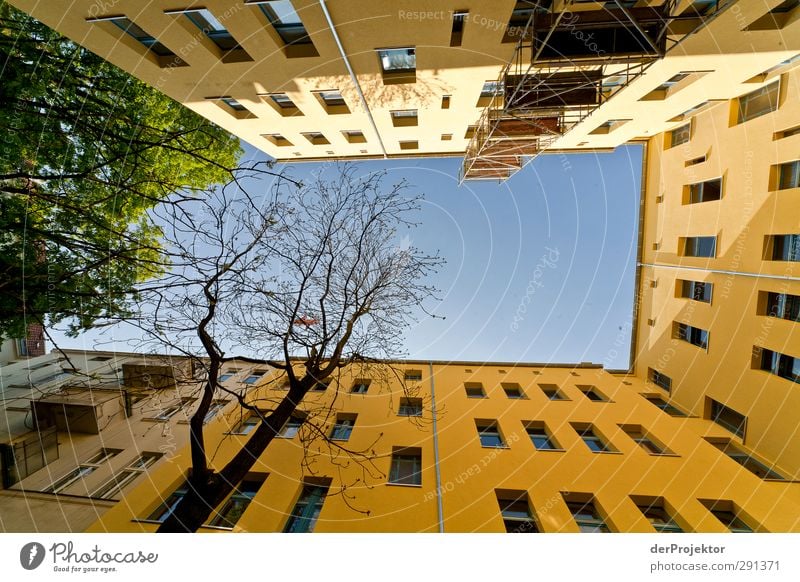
[460, 0, 723, 183]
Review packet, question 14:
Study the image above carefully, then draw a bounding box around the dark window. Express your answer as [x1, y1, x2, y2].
[737, 81, 779, 123]
[502, 383, 524, 399]
[398, 398, 423, 417]
[680, 280, 712, 303]
[279, 416, 304, 438]
[450, 11, 467, 47]
[388, 450, 422, 485]
[147, 485, 188, 522]
[683, 236, 716, 257]
[573, 425, 612, 453]
[648, 368, 672, 392]
[258, 0, 313, 45]
[184, 9, 241, 51]
[675, 323, 709, 349]
[209, 478, 264, 528]
[622, 427, 667, 455]
[635, 502, 683, 533]
[579, 385, 608, 402]
[759, 348, 800, 383]
[465, 383, 486, 398]
[708, 399, 746, 438]
[284, 484, 329, 532]
[566, 499, 609, 532]
[109, 17, 175, 57]
[765, 292, 800, 322]
[497, 492, 539, 533]
[644, 395, 687, 417]
[540, 384, 568, 400]
[477, 423, 505, 448]
[769, 234, 800, 261]
[777, 160, 800, 189]
[669, 123, 691, 147]
[701, 500, 753, 532]
[330, 416, 355, 441]
[351, 380, 370, 394]
[708, 440, 785, 480]
[688, 179, 722, 203]
[269, 93, 296, 108]
[526, 424, 559, 450]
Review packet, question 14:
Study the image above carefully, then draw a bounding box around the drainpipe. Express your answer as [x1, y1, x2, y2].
[428, 362, 444, 533]
[318, 0, 387, 158]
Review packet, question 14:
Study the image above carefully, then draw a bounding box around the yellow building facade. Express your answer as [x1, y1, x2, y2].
[88, 361, 800, 533]
[9, 1, 800, 180]
[632, 59, 800, 484]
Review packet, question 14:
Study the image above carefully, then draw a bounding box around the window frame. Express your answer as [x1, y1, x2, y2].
[736, 80, 780, 124]
[388, 449, 422, 486]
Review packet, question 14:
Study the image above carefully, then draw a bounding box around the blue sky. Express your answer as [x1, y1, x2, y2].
[51, 144, 641, 369]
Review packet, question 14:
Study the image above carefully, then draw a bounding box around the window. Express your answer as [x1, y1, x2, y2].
[526, 423, 559, 451]
[465, 383, 486, 398]
[496, 491, 539, 533]
[399, 140, 418, 150]
[539, 384, 568, 400]
[182, 9, 241, 51]
[708, 398, 746, 439]
[312, 381, 329, 392]
[209, 477, 265, 528]
[578, 385, 608, 402]
[763, 292, 800, 322]
[648, 369, 672, 392]
[318, 90, 345, 107]
[350, 380, 370, 394]
[221, 97, 246, 112]
[106, 17, 176, 57]
[231, 413, 260, 435]
[502, 383, 524, 399]
[218, 373, 235, 382]
[388, 448, 422, 486]
[150, 398, 193, 421]
[278, 415, 304, 438]
[679, 279, 712, 303]
[573, 424, 613, 453]
[302, 132, 330, 145]
[342, 130, 366, 144]
[644, 395, 687, 417]
[758, 348, 800, 383]
[263, 133, 293, 146]
[504, 1, 535, 42]
[269, 93, 296, 109]
[44, 448, 122, 494]
[633, 498, 683, 533]
[480, 81, 502, 99]
[565, 498, 610, 532]
[398, 398, 423, 417]
[655, 72, 690, 92]
[708, 439, 785, 480]
[404, 371, 422, 382]
[450, 10, 467, 46]
[390, 109, 418, 127]
[675, 322, 709, 349]
[284, 484, 329, 532]
[737, 81, 779, 123]
[203, 400, 227, 423]
[378, 47, 416, 73]
[330, 415, 356, 441]
[669, 123, 691, 147]
[243, 370, 266, 384]
[687, 178, 722, 203]
[255, 0, 313, 45]
[92, 453, 162, 499]
[476, 422, 505, 448]
[767, 234, 800, 261]
[682, 236, 716, 258]
[700, 500, 753, 532]
[621, 426, 669, 455]
[777, 160, 800, 189]
[147, 484, 189, 522]
[441, 95, 451, 109]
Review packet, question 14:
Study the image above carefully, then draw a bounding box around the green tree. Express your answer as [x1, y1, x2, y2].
[0, 5, 242, 339]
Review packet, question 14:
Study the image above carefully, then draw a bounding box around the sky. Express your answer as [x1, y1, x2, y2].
[51, 144, 642, 370]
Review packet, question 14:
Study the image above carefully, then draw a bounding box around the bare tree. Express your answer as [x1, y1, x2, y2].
[121, 164, 442, 532]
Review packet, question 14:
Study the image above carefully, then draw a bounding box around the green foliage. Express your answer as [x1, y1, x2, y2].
[0, 5, 242, 338]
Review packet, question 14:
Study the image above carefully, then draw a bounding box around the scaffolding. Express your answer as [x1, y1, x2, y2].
[460, 0, 723, 183]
